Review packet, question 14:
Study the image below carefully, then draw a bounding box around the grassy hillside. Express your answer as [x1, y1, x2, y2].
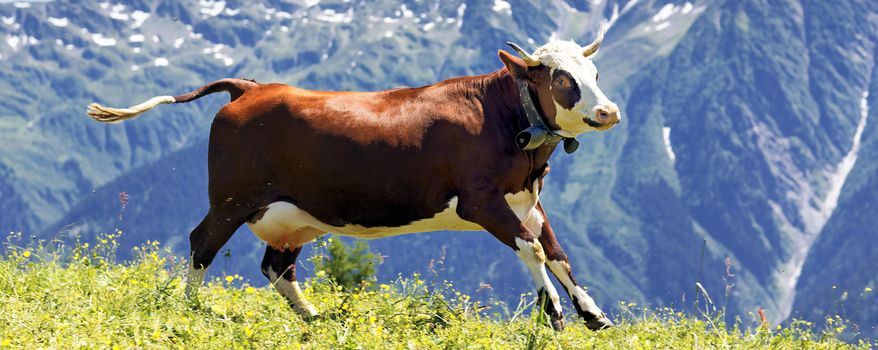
[0, 234, 870, 349]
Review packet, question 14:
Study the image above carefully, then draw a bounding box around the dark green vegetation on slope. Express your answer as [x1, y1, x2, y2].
[0, 237, 870, 349]
[1, 0, 877, 338]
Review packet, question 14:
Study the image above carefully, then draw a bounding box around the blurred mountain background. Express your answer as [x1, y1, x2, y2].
[1, 0, 876, 337]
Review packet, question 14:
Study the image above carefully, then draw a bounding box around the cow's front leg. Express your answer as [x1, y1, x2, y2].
[534, 202, 613, 330]
[457, 193, 565, 331]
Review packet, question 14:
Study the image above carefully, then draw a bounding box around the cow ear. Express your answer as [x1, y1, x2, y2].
[498, 50, 532, 81]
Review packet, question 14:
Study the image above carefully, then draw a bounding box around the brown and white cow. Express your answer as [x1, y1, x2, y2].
[86, 32, 620, 331]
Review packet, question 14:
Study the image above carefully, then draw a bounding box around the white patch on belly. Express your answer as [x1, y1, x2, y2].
[248, 182, 540, 247]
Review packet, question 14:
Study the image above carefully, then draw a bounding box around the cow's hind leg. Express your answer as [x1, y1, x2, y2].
[184, 207, 250, 298]
[261, 245, 318, 319]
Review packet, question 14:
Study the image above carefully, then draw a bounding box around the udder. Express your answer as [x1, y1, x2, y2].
[247, 202, 327, 250]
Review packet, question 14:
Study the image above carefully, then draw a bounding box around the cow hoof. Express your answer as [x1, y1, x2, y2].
[550, 318, 565, 332]
[585, 316, 613, 331]
[302, 313, 322, 322]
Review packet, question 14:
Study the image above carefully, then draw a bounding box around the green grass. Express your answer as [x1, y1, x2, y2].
[0, 233, 871, 349]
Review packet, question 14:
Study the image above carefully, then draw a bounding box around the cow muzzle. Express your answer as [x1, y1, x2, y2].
[586, 103, 620, 130]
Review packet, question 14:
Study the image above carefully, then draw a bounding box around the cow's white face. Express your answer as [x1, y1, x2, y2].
[532, 40, 620, 137]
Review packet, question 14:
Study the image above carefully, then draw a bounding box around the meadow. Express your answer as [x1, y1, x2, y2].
[0, 232, 870, 349]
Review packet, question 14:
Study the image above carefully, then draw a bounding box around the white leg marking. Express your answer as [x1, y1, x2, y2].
[515, 237, 562, 315]
[547, 260, 605, 317]
[522, 207, 545, 238]
[267, 269, 318, 318]
[185, 264, 206, 299]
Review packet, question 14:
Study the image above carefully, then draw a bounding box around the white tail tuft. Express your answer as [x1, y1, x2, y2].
[86, 95, 176, 123]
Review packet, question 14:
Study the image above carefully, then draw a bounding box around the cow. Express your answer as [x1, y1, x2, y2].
[86, 31, 620, 331]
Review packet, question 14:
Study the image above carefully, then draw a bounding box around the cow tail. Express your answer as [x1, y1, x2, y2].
[86, 78, 258, 123]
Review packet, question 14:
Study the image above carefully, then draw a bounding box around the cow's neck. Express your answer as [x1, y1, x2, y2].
[479, 69, 559, 186]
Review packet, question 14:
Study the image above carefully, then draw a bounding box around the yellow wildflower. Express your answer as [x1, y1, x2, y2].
[225, 276, 235, 283]
[865, 287, 873, 293]
[1, 339, 11, 347]
[22, 251, 31, 258]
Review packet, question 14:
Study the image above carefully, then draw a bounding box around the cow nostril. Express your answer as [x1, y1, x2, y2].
[596, 109, 610, 122]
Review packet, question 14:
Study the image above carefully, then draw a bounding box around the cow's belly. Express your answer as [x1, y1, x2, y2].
[247, 184, 540, 249]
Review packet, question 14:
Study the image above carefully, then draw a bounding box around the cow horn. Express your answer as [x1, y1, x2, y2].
[505, 42, 541, 67]
[582, 25, 606, 57]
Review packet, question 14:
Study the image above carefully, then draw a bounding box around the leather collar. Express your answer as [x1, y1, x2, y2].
[516, 80, 580, 154]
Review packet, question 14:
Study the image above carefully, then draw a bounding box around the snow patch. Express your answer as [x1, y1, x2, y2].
[215, 53, 233, 66]
[92, 34, 117, 47]
[652, 3, 677, 22]
[205, 44, 233, 66]
[662, 127, 676, 162]
[605, 3, 621, 30]
[682, 2, 694, 14]
[131, 65, 139, 71]
[400, 4, 414, 18]
[224, 8, 240, 16]
[304, 0, 320, 8]
[108, 4, 129, 21]
[47, 17, 68, 27]
[655, 21, 670, 31]
[1, 16, 14, 25]
[383, 30, 393, 38]
[492, 0, 512, 15]
[129, 34, 144, 43]
[199, 0, 226, 17]
[5, 35, 20, 50]
[13, 2, 30, 9]
[770, 89, 871, 320]
[174, 37, 184, 48]
[422, 22, 434, 31]
[6, 38, 34, 50]
[130, 11, 149, 29]
[819, 90, 870, 225]
[154, 57, 169, 66]
[315, 8, 351, 23]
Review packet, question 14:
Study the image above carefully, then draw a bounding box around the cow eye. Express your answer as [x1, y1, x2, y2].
[595, 73, 599, 81]
[556, 79, 565, 87]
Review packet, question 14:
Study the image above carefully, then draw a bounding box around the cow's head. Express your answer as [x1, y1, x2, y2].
[499, 29, 620, 138]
